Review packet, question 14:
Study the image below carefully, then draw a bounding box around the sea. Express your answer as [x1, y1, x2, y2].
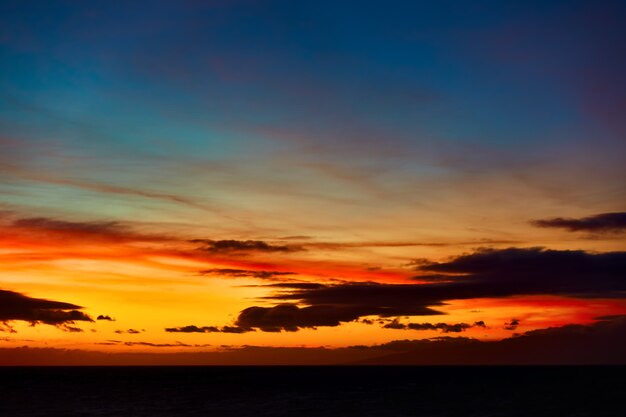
[0, 366, 623, 417]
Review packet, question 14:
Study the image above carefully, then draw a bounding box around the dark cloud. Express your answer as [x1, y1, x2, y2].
[504, 319, 520, 331]
[13, 217, 125, 235]
[0, 322, 17, 333]
[304, 239, 522, 251]
[416, 247, 626, 297]
[96, 315, 115, 321]
[191, 239, 303, 253]
[57, 324, 84, 333]
[164, 325, 253, 334]
[219, 247, 626, 330]
[115, 329, 143, 334]
[123, 341, 207, 348]
[98, 340, 213, 348]
[220, 326, 251, 334]
[532, 212, 626, 233]
[383, 318, 474, 333]
[3, 318, 625, 365]
[234, 303, 441, 332]
[165, 325, 219, 333]
[0, 289, 93, 326]
[594, 314, 626, 321]
[258, 283, 327, 290]
[10, 217, 166, 242]
[198, 268, 295, 280]
[409, 323, 472, 333]
[278, 235, 313, 240]
[354, 316, 626, 365]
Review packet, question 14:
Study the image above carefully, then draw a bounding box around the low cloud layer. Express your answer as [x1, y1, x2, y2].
[205, 247, 626, 332]
[3, 317, 625, 365]
[382, 319, 486, 333]
[98, 340, 213, 348]
[0, 289, 93, 327]
[532, 212, 626, 233]
[354, 315, 626, 365]
[115, 329, 143, 334]
[191, 239, 303, 253]
[198, 269, 295, 280]
[165, 325, 253, 334]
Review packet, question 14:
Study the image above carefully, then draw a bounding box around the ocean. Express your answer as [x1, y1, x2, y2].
[0, 366, 623, 416]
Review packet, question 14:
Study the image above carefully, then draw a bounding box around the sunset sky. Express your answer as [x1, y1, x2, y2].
[1, 0, 625, 365]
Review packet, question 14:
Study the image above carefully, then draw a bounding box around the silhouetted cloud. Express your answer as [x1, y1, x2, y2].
[220, 326, 251, 334]
[164, 325, 253, 333]
[98, 340, 213, 348]
[224, 247, 626, 330]
[532, 212, 626, 233]
[257, 283, 327, 290]
[96, 315, 115, 321]
[191, 239, 304, 253]
[416, 247, 626, 297]
[57, 324, 84, 332]
[0, 322, 16, 333]
[165, 325, 219, 333]
[410, 322, 471, 333]
[198, 268, 295, 280]
[353, 315, 626, 365]
[0, 289, 93, 326]
[115, 329, 143, 334]
[382, 318, 475, 333]
[233, 303, 441, 332]
[2, 317, 625, 365]
[504, 319, 520, 331]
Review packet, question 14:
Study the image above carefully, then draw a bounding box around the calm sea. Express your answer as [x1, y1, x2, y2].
[0, 366, 623, 416]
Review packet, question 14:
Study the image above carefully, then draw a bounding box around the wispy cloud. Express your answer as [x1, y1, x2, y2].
[165, 325, 253, 334]
[8, 215, 170, 243]
[532, 212, 626, 233]
[198, 268, 295, 280]
[191, 239, 304, 254]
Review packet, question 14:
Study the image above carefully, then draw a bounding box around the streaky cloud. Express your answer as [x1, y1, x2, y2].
[191, 239, 304, 253]
[532, 212, 626, 233]
[10, 216, 170, 243]
[164, 325, 254, 334]
[2, 317, 625, 365]
[198, 268, 295, 280]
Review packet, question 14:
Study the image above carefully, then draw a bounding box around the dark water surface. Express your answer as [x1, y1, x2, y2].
[0, 366, 623, 417]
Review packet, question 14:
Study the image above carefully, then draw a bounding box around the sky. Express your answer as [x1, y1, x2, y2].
[0, 0, 625, 365]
